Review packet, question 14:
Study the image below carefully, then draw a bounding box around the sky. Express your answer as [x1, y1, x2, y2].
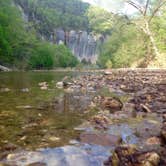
[82, 0, 137, 14]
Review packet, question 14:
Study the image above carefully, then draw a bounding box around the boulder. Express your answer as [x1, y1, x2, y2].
[89, 115, 110, 130]
[102, 97, 123, 111]
[104, 145, 160, 166]
[80, 133, 122, 146]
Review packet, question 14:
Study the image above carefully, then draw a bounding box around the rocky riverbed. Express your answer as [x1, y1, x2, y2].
[0, 69, 166, 166]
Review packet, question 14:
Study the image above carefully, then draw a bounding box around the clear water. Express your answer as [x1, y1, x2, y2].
[0, 71, 87, 150]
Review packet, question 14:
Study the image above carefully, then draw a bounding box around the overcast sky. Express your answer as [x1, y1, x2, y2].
[82, 0, 137, 14]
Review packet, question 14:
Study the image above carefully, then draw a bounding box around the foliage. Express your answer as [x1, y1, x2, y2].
[97, 16, 149, 68]
[86, 6, 113, 34]
[0, 0, 78, 69]
[53, 44, 78, 68]
[15, 0, 90, 32]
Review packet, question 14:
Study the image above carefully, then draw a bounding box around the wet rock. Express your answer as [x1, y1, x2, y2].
[89, 115, 110, 130]
[145, 137, 161, 145]
[40, 86, 48, 90]
[38, 82, 47, 87]
[80, 133, 122, 146]
[161, 124, 166, 141]
[2, 143, 18, 151]
[0, 88, 10, 92]
[21, 88, 29, 92]
[56, 82, 64, 89]
[48, 137, 60, 142]
[26, 162, 46, 166]
[16, 105, 33, 109]
[104, 145, 160, 166]
[101, 97, 123, 111]
[39, 82, 48, 90]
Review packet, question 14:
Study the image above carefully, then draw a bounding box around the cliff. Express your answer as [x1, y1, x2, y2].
[14, 0, 105, 63]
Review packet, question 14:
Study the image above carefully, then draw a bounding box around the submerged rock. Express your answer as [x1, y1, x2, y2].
[80, 133, 122, 146]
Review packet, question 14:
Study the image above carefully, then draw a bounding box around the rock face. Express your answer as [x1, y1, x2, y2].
[55, 29, 104, 63]
[15, 2, 105, 63]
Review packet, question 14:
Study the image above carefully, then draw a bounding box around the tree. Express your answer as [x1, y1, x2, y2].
[86, 6, 113, 34]
[123, 0, 166, 58]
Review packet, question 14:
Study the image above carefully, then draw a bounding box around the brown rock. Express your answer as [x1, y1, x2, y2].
[104, 145, 160, 166]
[161, 125, 166, 141]
[90, 115, 110, 130]
[102, 97, 123, 111]
[80, 133, 122, 146]
[27, 162, 46, 166]
[146, 137, 161, 145]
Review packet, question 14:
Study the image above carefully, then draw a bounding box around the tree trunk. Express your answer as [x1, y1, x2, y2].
[144, 20, 160, 59]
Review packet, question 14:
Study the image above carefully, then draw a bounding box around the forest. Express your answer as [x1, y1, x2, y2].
[0, 0, 166, 69]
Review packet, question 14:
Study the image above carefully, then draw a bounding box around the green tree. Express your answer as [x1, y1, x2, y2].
[86, 6, 113, 34]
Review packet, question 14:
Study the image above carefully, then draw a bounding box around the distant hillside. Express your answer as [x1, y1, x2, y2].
[14, 0, 90, 40]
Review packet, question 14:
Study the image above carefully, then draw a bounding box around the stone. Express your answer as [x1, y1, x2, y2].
[21, 88, 29, 92]
[102, 97, 123, 111]
[38, 82, 47, 87]
[16, 105, 33, 109]
[48, 136, 60, 142]
[56, 82, 64, 89]
[143, 152, 160, 166]
[80, 133, 122, 146]
[0, 88, 10, 92]
[90, 115, 110, 130]
[161, 125, 166, 141]
[40, 86, 48, 90]
[104, 145, 160, 166]
[7, 154, 16, 160]
[26, 162, 46, 166]
[146, 137, 161, 145]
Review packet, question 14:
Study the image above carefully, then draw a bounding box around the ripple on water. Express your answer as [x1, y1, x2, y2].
[3, 145, 111, 166]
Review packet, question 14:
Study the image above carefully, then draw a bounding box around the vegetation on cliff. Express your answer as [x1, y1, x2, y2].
[0, 0, 166, 69]
[0, 0, 79, 69]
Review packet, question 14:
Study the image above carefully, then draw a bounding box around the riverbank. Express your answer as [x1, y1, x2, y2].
[0, 69, 166, 165]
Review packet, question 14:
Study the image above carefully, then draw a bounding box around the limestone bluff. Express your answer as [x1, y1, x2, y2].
[15, 0, 105, 63]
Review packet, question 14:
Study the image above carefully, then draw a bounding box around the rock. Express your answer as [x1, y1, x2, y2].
[0, 65, 11, 71]
[38, 82, 47, 87]
[48, 136, 60, 142]
[56, 82, 64, 89]
[21, 88, 29, 92]
[143, 152, 160, 166]
[16, 105, 33, 109]
[161, 124, 166, 141]
[7, 153, 16, 160]
[0, 88, 10, 92]
[26, 162, 46, 166]
[89, 115, 110, 130]
[2, 143, 18, 151]
[104, 145, 160, 166]
[104, 71, 112, 75]
[80, 133, 122, 146]
[146, 137, 161, 145]
[40, 86, 48, 90]
[102, 97, 123, 111]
